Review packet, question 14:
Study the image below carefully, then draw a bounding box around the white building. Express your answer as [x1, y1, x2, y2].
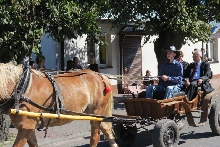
[37, 21, 220, 94]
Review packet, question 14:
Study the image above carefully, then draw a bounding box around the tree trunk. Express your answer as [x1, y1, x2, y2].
[0, 114, 11, 141]
[154, 30, 185, 72]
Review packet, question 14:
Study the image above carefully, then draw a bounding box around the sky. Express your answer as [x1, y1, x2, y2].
[210, 21, 220, 33]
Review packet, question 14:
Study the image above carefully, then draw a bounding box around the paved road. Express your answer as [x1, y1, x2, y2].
[3, 94, 220, 147]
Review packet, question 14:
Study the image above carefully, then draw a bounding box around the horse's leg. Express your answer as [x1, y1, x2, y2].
[90, 121, 101, 147]
[100, 122, 118, 147]
[27, 130, 38, 147]
[13, 128, 35, 147]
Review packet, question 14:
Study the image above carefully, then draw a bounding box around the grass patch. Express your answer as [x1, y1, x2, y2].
[0, 133, 16, 146]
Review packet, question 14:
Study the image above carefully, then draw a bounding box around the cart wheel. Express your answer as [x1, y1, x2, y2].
[173, 114, 187, 130]
[209, 102, 220, 135]
[113, 123, 137, 147]
[153, 119, 180, 147]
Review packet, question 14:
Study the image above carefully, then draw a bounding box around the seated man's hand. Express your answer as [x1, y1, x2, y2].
[161, 75, 169, 81]
[185, 80, 190, 87]
[198, 78, 203, 85]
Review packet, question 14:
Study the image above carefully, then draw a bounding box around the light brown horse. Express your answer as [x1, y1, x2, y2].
[0, 62, 118, 147]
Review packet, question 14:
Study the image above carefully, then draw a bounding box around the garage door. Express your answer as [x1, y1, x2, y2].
[123, 36, 142, 85]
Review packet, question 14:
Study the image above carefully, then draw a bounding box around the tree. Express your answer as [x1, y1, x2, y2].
[0, 0, 107, 63]
[0, 114, 10, 141]
[0, 0, 108, 142]
[104, 0, 220, 68]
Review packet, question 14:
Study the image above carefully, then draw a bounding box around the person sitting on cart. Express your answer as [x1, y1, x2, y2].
[175, 50, 189, 91]
[175, 50, 189, 77]
[145, 46, 183, 99]
[142, 70, 154, 87]
[184, 49, 214, 101]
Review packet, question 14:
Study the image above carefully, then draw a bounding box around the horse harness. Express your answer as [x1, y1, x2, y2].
[0, 59, 66, 137]
[0, 59, 112, 137]
[0, 58, 31, 113]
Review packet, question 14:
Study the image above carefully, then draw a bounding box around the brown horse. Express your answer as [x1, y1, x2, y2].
[0, 62, 118, 147]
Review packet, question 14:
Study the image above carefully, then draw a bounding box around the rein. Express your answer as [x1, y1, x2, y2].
[44, 69, 159, 82]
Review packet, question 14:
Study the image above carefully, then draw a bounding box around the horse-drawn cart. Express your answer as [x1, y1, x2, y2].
[2, 59, 220, 147]
[112, 90, 220, 147]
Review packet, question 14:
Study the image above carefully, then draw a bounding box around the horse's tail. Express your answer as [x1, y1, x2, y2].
[101, 75, 113, 129]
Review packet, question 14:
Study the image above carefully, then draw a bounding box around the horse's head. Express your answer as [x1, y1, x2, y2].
[0, 62, 23, 102]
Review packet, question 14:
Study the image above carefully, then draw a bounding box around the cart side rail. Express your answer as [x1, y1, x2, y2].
[124, 91, 206, 120]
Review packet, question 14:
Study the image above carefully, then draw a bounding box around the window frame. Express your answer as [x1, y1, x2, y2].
[87, 33, 112, 68]
[98, 35, 108, 65]
[208, 38, 218, 62]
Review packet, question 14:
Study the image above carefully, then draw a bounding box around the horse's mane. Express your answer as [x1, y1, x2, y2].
[31, 69, 45, 77]
[0, 62, 23, 100]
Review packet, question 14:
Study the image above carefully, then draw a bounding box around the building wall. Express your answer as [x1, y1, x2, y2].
[63, 34, 88, 70]
[31, 33, 61, 70]
[39, 23, 220, 94]
[63, 22, 121, 86]
[141, 37, 220, 76]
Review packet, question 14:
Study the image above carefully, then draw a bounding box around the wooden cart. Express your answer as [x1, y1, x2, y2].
[113, 91, 220, 147]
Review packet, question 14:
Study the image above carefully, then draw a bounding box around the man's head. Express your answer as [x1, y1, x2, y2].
[73, 57, 79, 64]
[192, 50, 202, 63]
[145, 70, 151, 76]
[166, 46, 176, 61]
[175, 50, 184, 62]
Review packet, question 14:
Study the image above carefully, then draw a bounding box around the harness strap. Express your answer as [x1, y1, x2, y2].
[43, 118, 51, 138]
[22, 96, 54, 112]
[35, 72, 65, 136]
[0, 99, 14, 113]
[44, 72, 65, 118]
[13, 58, 31, 113]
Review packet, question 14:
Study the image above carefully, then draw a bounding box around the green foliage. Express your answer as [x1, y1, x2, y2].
[102, 0, 220, 67]
[105, 0, 220, 45]
[0, 0, 103, 63]
[0, 0, 219, 64]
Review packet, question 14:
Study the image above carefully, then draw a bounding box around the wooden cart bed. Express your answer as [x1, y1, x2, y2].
[124, 91, 205, 120]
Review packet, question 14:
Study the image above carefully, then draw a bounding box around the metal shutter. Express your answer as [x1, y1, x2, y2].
[123, 36, 142, 85]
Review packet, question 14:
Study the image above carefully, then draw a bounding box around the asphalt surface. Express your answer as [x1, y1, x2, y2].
[2, 78, 220, 147]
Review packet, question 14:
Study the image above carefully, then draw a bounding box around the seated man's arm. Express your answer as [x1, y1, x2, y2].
[167, 64, 183, 84]
[200, 62, 211, 82]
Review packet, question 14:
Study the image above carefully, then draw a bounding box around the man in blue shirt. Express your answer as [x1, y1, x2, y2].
[146, 46, 183, 99]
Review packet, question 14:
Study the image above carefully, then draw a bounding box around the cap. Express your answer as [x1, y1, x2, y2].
[165, 46, 176, 52]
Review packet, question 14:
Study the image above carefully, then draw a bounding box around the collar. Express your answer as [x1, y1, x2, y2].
[195, 60, 202, 65]
[171, 59, 178, 64]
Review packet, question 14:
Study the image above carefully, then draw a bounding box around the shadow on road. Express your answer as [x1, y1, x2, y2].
[75, 130, 154, 147]
[179, 131, 216, 145]
[75, 135, 110, 147]
[180, 131, 215, 140]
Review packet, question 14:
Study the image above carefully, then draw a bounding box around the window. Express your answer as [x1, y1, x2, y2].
[208, 38, 218, 61]
[87, 39, 95, 57]
[99, 36, 107, 64]
[87, 34, 112, 67]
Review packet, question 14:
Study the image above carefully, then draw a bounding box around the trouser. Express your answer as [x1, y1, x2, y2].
[186, 80, 199, 101]
[145, 85, 180, 99]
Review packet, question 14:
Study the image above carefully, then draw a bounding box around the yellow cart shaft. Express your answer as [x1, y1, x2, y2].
[10, 109, 104, 121]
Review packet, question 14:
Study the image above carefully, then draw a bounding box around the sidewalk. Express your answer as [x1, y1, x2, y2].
[210, 76, 220, 90]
